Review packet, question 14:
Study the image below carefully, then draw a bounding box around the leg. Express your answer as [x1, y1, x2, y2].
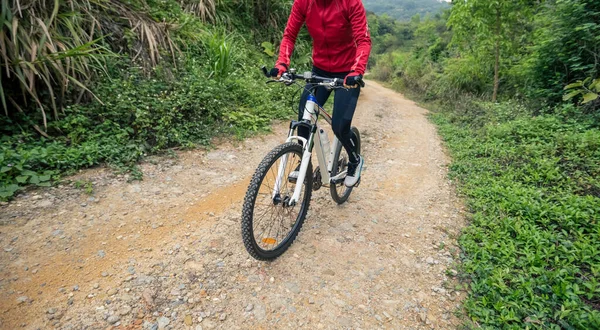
[331, 87, 361, 163]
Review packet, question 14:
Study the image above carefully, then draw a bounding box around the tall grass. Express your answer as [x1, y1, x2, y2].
[0, 0, 108, 129]
[0, 0, 180, 129]
[200, 29, 233, 78]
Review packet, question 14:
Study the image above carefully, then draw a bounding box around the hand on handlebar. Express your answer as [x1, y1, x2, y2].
[269, 63, 288, 78]
[261, 66, 362, 89]
[344, 72, 364, 88]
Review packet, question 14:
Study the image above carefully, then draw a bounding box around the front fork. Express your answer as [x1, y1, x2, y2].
[272, 129, 313, 207]
[273, 94, 320, 206]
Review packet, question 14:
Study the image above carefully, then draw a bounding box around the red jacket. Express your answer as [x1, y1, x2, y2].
[276, 0, 372, 75]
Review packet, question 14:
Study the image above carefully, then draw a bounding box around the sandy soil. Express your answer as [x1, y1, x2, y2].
[0, 80, 465, 330]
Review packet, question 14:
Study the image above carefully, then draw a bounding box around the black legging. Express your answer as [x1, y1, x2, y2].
[297, 66, 360, 164]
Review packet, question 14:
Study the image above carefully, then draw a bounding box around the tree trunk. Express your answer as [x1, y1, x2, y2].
[492, 8, 500, 102]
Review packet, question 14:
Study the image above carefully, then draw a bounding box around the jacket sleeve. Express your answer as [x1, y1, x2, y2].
[276, 0, 306, 67]
[348, 0, 371, 75]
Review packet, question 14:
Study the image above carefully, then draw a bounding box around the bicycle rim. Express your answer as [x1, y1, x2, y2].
[330, 127, 360, 204]
[242, 142, 312, 260]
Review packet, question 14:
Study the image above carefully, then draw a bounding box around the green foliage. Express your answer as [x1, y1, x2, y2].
[213, 0, 292, 41]
[436, 55, 491, 97]
[179, 0, 216, 23]
[563, 77, 600, 108]
[0, 0, 297, 199]
[520, 0, 600, 107]
[369, 0, 600, 111]
[0, 51, 294, 200]
[432, 106, 600, 328]
[368, 1, 600, 327]
[448, 0, 537, 101]
[0, 0, 111, 126]
[363, 0, 449, 22]
[0, 0, 293, 129]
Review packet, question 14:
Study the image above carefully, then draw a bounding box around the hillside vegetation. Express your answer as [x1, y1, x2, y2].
[363, 0, 449, 21]
[0, 0, 312, 199]
[368, 1, 600, 328]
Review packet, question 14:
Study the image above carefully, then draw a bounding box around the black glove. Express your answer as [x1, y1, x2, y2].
[269, 63, 288, 78]
[344, 73, 364, 88]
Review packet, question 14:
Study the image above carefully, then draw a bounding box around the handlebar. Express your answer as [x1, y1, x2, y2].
[261, 66, 365, 88]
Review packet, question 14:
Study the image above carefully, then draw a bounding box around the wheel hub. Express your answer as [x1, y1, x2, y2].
[272, 193, 282, 205]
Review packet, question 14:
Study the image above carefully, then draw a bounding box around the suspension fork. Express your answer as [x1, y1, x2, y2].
[271, 128, 310, 201]
[273, 94, 319, 206]
[288, 131, 314, 205]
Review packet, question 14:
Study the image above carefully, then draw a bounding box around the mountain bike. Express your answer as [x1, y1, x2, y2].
[241, 67, 364, 260]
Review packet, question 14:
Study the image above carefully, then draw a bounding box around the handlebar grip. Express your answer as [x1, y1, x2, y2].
[357, 77, 365, 88]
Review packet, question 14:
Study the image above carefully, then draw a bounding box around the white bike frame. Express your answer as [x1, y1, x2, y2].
[272, 94, 343, 205]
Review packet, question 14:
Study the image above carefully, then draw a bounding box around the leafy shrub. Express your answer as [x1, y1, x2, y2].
[432, 107, 600, 328]
[0, 41, 295, 200]
[520, 0, 600, 107]
[436, 55, 491, 98]
[0, 0, 300, 200]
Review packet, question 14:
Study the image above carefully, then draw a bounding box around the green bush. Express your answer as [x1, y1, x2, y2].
[432, 106, 600, 328]
[0, 0, 302, 200]
[436, 55, 491, 98]
[0, 42, 296, 200]
[366, 3, 600, 328]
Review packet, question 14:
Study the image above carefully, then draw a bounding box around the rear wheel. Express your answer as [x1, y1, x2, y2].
[241, 142, 312, 260]
[330, 127, 361, 204]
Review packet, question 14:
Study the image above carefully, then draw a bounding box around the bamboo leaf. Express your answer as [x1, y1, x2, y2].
[11, 16, 18, 55]
[0, 31, 9, 77]
[36, 18, 54, 50]
[0, 70, 6, 115]
[564, 81, 583, 90]
[49, 0, 60, 26]
[581, 93, 598, 104]
[66, 74, 103, 105]
[563, 90, 581, 101]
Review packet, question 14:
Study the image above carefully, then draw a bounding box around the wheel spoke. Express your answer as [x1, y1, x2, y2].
[247, 145, 309, 253]
[242, 143, 312, 260]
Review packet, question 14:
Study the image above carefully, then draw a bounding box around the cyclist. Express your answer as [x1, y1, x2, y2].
[269, 0, 371, 188]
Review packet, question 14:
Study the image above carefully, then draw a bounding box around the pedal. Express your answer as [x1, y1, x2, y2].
[354, 177, 361, 187]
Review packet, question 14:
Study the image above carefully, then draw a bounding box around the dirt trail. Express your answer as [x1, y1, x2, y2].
[0, 81, 465, 329]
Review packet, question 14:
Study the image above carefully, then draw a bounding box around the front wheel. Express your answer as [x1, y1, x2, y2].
[241, 142, 312, 260]
[330, 126, 361, 204]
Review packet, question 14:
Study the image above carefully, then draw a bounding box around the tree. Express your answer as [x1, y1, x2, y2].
[524, 0, 600, 108]
[448, 0, 537, 102]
